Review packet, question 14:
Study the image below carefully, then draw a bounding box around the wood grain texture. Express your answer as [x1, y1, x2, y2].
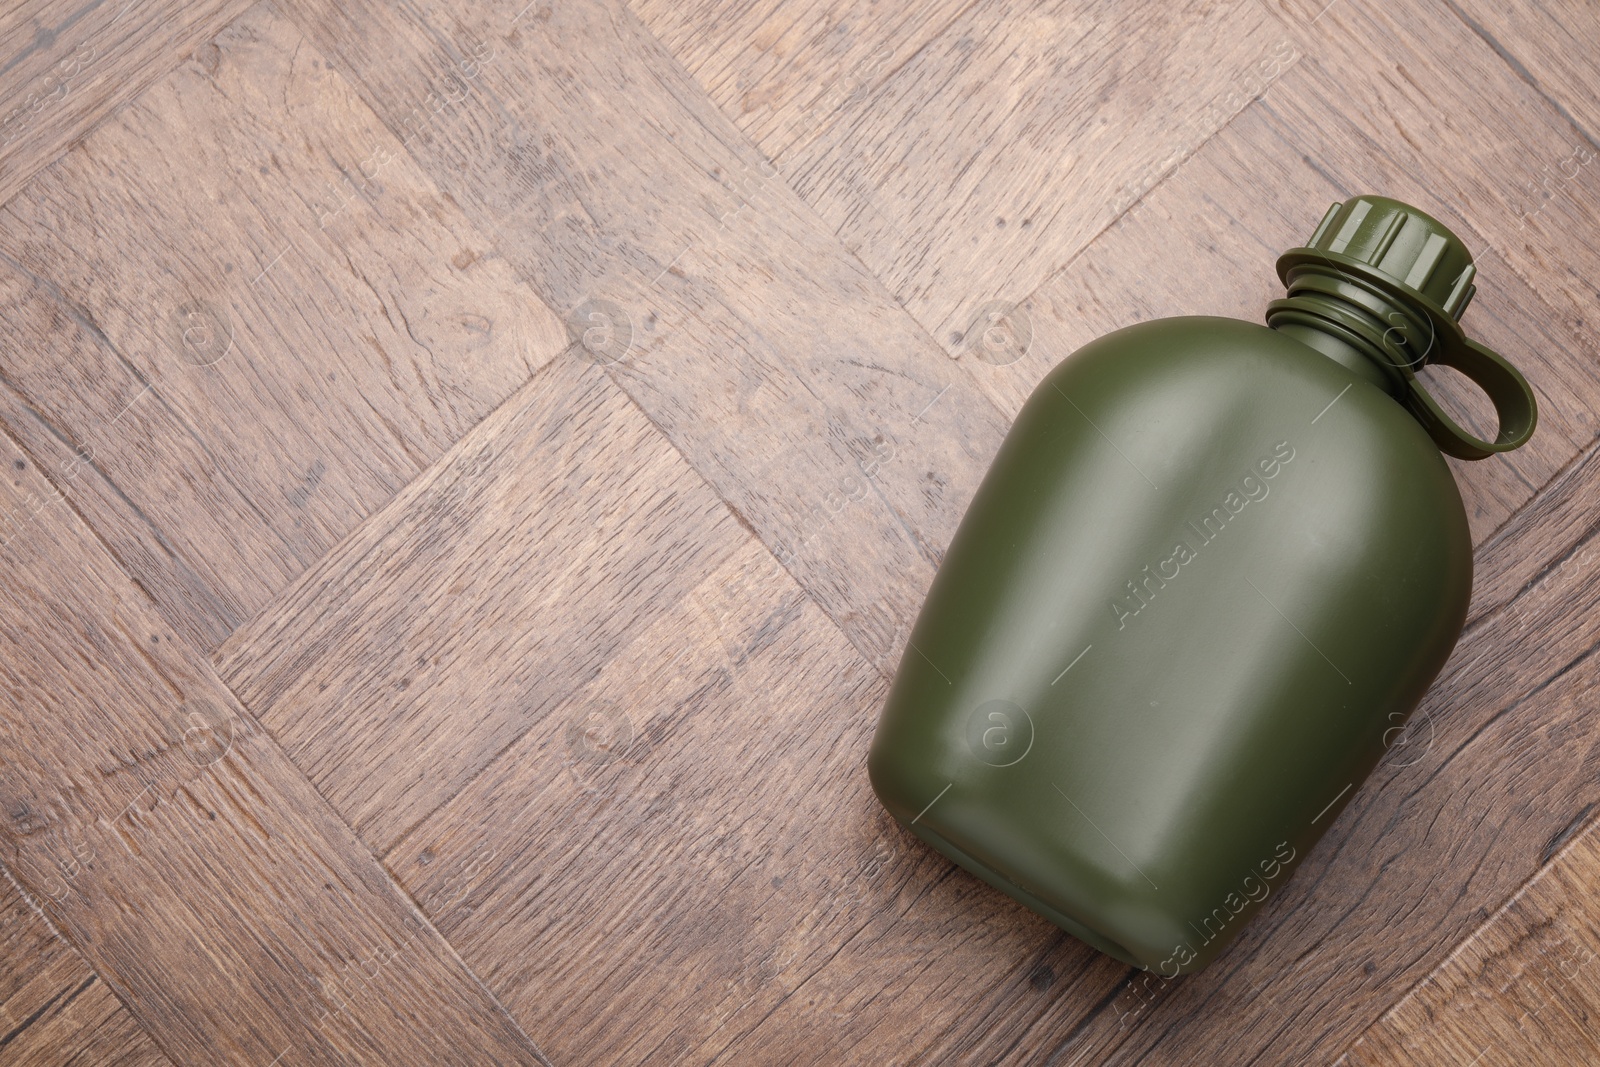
[0, 876, 171, 1066]
[0, 425, 548, 1064]
[625, 0, 969, 164]
[281, 0, 1011, 673]
[1435, 0, 1600, 245]
[216, 353, 749, 853]
[1471, 436, 1600, 627]
[0, 0, 255, 206]
[1, 979, 170, 1067]
[374, 528, 1133, 1065]
[0, 2, 567, 652]
[1, 0, 1599, 1061]
[1341, 811, 1600, 1066]
[630, 0, 1297, 359]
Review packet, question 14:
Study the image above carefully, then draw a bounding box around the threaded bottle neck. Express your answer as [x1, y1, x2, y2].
[1266, 261, 1439, 396]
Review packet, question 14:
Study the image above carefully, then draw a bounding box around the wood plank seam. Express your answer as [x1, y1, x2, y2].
[995, 39, 1309, 326]
[0, 79, 563, 1055]
[0, 864, 110, 1051]
[954, 89, 1287, 409]
[0, 262, 231, 623]
[1335, 801, 1600, 1065]
[1473, 435, 1600, 620]
[0, 859, 176, 1064]
[282, 0, 1020, 677]
[5, 659, 554, 1064]
[616, 1, 1017, 625]
[0, 975, 98, 1054]
[596, 137, 980, 595]
[0, 0, 258, 209]
[1441, 0, 1600, 158]
[573, 339, 939, 687]
[1, 0, 573, 654]
[0, 863, 182, 1064]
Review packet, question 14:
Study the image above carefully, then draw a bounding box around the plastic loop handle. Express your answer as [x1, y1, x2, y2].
[1396, 305, 1538, 460]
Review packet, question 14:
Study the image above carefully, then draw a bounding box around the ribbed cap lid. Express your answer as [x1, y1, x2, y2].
[1269, 195, 1538, 460]
[1286, 195, 1478, 320]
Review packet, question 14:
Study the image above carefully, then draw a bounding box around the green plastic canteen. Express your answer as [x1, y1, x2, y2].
[867, 195, 1537, 974]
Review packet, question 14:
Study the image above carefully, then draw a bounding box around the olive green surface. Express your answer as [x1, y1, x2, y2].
[869, 316, 1469, 973]
[867, 197, 1535, 975]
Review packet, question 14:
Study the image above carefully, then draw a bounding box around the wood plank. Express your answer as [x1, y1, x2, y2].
[1471, 437, 1600, 627]
[625, 0, 969, 165]
[280, 0, 1012, 673]
[1425, 0, 1600, 247]
[216, 353, 750, 853]
[380, 542, 885, 1063]
[1341, 812, 1600, 1066]
[629, 0, 1300, 358]
[0, 427, 548, 1063]
[1, 874, 172, 1066]
[0, 2, 568, 652]
[2, 976, 171, 1067]
[1, 872, 87, 1048]
[0, 0, 254, 206]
